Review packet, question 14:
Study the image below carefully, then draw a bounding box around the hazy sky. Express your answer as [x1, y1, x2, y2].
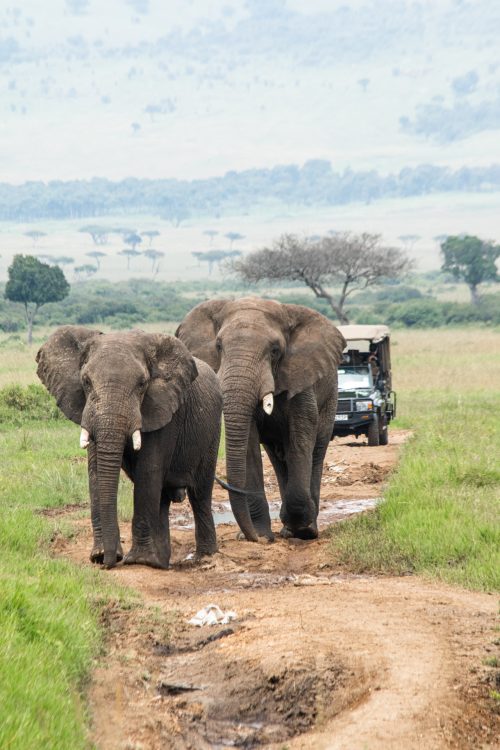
[0, 0, 497, 183]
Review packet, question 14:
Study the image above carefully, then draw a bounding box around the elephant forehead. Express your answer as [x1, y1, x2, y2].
[218, 298, 287, 326]
[87, 340, 146, 372]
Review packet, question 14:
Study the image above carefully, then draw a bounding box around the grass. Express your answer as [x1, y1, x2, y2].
[330, 328, 500, 591]
[0, 417, 134, 749]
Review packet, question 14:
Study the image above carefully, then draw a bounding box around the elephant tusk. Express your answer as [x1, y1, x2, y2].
[132, 430, 142, 451]
[80, 428, 90, 449]
[262, 393, 274, 415]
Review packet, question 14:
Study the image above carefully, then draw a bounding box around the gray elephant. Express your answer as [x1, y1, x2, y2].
[176, 298, 345, 542]
[36, 326, 222, 569]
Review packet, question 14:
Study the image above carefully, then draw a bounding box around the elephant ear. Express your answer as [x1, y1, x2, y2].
[276, 305, 346, 399]
[36, 326, 102, 424]
[175, 299, 228, 371]
[141, 334, 198, 432]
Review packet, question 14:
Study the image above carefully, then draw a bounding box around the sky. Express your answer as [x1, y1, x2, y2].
[0, 0, 499, 183]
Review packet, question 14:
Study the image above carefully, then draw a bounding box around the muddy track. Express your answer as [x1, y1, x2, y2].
[54, 431, 500, 749]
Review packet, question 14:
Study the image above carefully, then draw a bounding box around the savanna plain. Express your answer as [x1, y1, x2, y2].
[0, 327, 499, 749]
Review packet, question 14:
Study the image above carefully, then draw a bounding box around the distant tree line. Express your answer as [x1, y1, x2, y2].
[2, 161, 500, 221]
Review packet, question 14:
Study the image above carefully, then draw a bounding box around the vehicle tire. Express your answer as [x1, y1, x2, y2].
[367, 414, 380, 446]
[379, 415, 389, 445]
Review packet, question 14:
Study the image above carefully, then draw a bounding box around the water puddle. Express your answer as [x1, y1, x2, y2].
[170, 497, 379, 530]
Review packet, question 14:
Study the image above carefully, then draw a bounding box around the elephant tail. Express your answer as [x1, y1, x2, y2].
[214, 475, 261, 496]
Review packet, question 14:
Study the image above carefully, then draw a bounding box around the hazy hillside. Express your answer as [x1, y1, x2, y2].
[1, 0, 500, 183]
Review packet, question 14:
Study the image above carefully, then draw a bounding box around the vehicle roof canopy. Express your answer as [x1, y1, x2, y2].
[337, 324, 390, 344]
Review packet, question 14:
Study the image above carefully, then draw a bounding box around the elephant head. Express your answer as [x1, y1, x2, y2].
[36, 326, 197, 567]
[176, 298, 345, 540]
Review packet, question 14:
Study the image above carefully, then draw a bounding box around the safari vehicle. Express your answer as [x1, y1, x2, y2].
[333, 324, 396, 446]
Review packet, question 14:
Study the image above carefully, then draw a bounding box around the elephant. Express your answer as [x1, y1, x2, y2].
[36, 326, 222, 569]
[176, 298, 345, 542]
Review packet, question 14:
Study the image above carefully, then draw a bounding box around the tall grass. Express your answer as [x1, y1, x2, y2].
[0, 419, 131, 749]
[331, 328, 500, 590]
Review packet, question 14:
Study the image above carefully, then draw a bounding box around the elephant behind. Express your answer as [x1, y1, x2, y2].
[177, 298, 345, 542]
[36, 326, 222, 569]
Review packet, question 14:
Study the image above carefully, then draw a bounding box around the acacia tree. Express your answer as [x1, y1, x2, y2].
[141, 230, 160, 246]
[118, 248, 142, 270]
[74, 264, 97, 280]
[232, 233, 411, 323]
[79, 225, 109, 245]
[224, 231, 245, 249]
[5, 255, 69, 344]
[86, 250, 106, 270]
[441, 235, 500, 304]
[24, 230, 47, 246]
[143, 249, 165, 274]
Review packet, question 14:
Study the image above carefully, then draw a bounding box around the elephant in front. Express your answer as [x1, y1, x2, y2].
[36, 326, 222, 569]
[176, 298, 345, 541]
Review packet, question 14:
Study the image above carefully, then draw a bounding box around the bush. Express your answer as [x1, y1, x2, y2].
[0, 385, 62, 426]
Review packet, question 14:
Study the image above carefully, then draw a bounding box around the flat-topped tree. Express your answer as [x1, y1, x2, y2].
[118, 248, 142, 270]
[79, 225, 109, 245]
[224, 232, 245, 249]
[231, 232, 412, 324]
[143, 249, 165, 274]
[441, 234, 500, 305]
[124, 232, 142, 251]
[24, 230, 47, 246]
[141, 230, 160, 246]
[74, 264, 97, 280]
[86, 250, 106, 270]
[5, 255, 69, 344]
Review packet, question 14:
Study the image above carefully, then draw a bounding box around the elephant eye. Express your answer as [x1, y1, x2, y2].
[82, 374, 92, 389]
[270, 343, 281, 358]
[215, 339, 222, 353]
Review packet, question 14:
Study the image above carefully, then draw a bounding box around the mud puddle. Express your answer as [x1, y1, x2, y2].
[170, 497, 379, 531]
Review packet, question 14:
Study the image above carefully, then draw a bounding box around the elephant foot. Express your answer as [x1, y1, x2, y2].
[123, 546, 169, 569]
[90, 542, 123, 565]
[236, 531, 273, 544]
[279, 525, 318, 541]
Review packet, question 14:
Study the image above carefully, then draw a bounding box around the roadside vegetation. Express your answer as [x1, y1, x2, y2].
[331, 329, 500, 591]
[0, 393, 133, 749]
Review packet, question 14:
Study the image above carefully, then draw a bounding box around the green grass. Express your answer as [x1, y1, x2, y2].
[0, 417, 133, 749]
[330, 329, 500, 591]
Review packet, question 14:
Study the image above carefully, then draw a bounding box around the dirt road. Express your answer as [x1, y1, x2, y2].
[56, 430, 500, 749]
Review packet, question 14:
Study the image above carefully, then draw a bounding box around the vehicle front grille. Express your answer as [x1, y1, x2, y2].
[336, 399, 352, 413]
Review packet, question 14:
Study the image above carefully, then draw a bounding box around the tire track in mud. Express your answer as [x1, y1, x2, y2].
[53, 431, 500, 749]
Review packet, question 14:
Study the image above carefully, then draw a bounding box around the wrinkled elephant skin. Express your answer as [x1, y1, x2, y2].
[177, 298, 345, 541]
[37, 327, 222, 569]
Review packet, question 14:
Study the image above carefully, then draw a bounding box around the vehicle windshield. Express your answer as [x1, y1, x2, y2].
[338, 366, 372, 390]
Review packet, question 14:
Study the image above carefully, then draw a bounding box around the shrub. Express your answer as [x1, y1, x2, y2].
[0, 385, 62, 426]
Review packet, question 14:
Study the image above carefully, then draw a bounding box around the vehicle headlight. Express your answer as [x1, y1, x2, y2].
[356, 400, 373, 411]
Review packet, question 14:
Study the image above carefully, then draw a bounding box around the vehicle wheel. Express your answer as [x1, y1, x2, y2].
[379, 416, 389, 445]
[367, 414, 380, 446]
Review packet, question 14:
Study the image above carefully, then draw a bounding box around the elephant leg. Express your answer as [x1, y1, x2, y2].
[125, 465, 170, 569]
[281, 391, 319, 539]
[263, 442, 289, 537]
[188, 484, 217, 559]
[246, 422, 273, 541]
[88, 440, 123, 564]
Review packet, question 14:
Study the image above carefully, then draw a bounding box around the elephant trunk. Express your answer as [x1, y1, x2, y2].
[94, 421, 127, 568]
[220, 366, 265, 542]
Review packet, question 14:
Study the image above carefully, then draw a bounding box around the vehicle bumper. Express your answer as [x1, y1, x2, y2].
[332, 412, 375, 436]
